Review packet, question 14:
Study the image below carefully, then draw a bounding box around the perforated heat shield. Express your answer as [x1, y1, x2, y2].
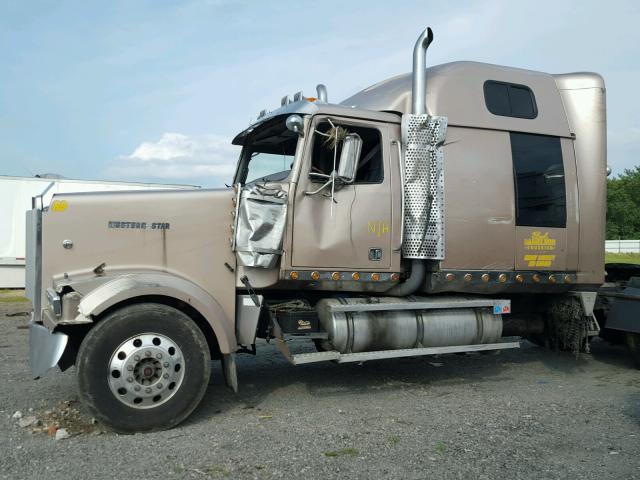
[401, 114, 447, 259]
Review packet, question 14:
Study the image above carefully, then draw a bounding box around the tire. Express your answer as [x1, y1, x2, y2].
[76, 303, 211, 433]
[626, 333, 640, 369]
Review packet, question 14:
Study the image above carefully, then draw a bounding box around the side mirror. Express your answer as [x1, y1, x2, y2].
[337, 133, 362, 183]
[286, 114, 304, 136]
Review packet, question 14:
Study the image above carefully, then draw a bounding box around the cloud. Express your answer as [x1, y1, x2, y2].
[110, 132, 240, 186]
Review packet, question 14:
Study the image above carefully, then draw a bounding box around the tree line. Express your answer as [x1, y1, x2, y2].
[607, 166, 640, 239]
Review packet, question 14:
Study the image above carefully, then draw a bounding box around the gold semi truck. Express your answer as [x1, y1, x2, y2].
[26, 28, 614, 432]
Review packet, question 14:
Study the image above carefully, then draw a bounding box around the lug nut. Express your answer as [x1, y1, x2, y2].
[145, 351, 151, 357]
[156, 353, 162, 359]
[127, 365, 134, 371]
[157, 383, 163, 389]
[127, 377, 134, 383]
[134, 386, 141, 392]
[145, 388, 152, 394]
[163, 362, 169, 368]
[134, 356, 140, 362]
[163, 373, 170, 379]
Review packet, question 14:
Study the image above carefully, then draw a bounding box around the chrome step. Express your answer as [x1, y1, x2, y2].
[289, 338, 521, 365]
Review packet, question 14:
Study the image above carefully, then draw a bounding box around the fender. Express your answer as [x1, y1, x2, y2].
[75, 272, 237, 354]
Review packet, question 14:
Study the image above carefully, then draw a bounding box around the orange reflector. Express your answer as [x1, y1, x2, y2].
[310, 271, 320, 281]
[306, 97, 317, 102]
[352, 272, 360, 281]
[289, 271, 299, 280]
[371, 273, 380, 282]
[331, 272, 340, 281]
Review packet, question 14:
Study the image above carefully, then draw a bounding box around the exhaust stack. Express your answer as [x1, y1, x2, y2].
[386, 27, 434, 297]
[411, 27, 433, 115]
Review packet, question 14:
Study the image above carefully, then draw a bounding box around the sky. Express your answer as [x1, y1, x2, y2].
[0, 0, 638, 187]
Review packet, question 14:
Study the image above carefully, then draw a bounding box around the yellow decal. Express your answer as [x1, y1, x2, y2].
[523, 231, 557, 267]
[524, 231, 556, 251]
[368, 221, 390, 238]
[51, 200, 68, 212]
[524, 254, 556, 267]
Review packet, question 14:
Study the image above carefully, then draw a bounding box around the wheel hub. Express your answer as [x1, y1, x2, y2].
[108, 333, 185, 409]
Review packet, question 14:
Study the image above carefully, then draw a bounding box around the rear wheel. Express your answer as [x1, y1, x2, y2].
[626, 333, 640, 369]
[77, 303, 211, 432]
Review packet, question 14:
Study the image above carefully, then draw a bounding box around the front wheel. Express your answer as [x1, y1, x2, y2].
[76, 303, 211, 433]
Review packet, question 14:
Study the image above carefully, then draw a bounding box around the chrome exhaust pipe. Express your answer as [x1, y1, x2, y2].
[411, 27, 433, 115]
[387, 26, 434, 298]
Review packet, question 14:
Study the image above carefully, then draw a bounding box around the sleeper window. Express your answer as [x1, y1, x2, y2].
[310, 122, 383, 183]
[484, 81, 537, 119]
[511, 132, 566, 228]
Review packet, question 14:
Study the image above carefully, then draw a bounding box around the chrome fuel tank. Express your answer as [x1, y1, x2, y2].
[316, 297, 503, 354]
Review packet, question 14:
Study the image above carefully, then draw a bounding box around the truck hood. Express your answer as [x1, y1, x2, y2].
[40, 187, 236, 295]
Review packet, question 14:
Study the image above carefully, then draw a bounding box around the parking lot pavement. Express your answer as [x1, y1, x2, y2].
[1, 299, 639, 479]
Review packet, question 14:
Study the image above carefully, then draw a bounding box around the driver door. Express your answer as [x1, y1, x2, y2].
[291, 117, 393, 270]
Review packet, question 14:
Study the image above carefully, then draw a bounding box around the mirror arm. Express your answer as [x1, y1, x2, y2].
[304, 177, 334, 196]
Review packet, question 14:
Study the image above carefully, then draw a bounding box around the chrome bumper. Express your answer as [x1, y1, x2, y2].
[29, 315, 68, 379]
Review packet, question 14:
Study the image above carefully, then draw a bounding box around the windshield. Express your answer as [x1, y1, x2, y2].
[235, 116, 299, 185]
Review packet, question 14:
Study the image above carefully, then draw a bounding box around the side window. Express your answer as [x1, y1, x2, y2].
[310, 122, 383, 183]
[484, 81, 537, 119]
[511, 132, 566, 228]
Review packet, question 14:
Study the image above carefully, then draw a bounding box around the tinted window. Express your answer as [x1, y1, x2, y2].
[484, 81, 537, 119]
[311, 122, 383, 183]
[511, 132, 566, 228]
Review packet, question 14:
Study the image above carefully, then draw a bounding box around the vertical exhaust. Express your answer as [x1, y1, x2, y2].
[386, 27, 433, 297]
[412, 27, 434, 115]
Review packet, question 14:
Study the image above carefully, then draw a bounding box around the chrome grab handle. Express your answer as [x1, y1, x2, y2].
[392, 140, 404, 251]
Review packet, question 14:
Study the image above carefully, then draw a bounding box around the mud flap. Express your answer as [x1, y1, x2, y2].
[222, 353, 238, 393]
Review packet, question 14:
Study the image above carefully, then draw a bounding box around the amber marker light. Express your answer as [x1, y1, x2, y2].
[445, 273, 455, 282]
[331, 272, 341, 281]
[481, 273, 490, 283]
[564, 275, 572, 283]
[515, 274, 524, 283]
[498, 273, 507, 283]
[352, 272, 361, 281]
[289, 271, 299, 280]
[390, 273, 400, 281]
[548, 274, 557, 284]
[464, 273, 472, 282]
[310, 271, 320, 281]
[532, 274, 541, 283]
[371, 273, 381, 281]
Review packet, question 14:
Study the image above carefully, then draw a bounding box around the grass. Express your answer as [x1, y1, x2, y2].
[605, 252, 640, 265]
[324, 448, 359, 458]
[0, 289, 29, 303]
[0, 295, 29, 303]
[435, 441, 446, 455]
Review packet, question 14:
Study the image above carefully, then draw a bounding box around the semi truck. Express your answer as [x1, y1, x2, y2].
[25, 27, 634, 433]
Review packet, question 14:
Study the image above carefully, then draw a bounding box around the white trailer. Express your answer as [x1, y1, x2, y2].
[0, 175, 197, 288]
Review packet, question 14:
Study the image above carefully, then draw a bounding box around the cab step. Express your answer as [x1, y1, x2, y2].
[288, 338, 521, 365]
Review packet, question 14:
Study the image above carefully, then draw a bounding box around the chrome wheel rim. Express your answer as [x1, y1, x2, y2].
[108, 333, 185, 409]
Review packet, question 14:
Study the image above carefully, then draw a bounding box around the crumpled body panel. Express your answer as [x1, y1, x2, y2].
[235, 185, 287, 269]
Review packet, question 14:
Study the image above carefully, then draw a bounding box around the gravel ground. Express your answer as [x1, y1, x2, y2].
[0, 299, 639, 480]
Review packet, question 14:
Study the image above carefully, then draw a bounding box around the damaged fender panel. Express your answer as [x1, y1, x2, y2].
[30, 317, 68, 379]
[76, 272, 237, 353]
[234, 185, 288, 269]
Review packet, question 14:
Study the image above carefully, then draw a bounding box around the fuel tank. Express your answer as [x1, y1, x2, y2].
[316, 296, 503, 354]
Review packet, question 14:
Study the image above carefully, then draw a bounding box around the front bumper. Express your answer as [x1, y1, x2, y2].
[29, 315, 68, 379]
